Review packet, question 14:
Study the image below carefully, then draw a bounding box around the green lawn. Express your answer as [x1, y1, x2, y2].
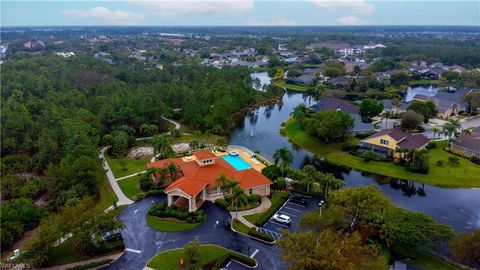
[409, 79, 448, 86]
[232, 218, 250, 234]
[244, 213, 263, 225]
[97, 173, 119, 210]
[282, 118, 480, 188]
[410, 251, 461, 270]
[243, 192, 289, 225]
[146, 215, 201, 232]
[45, 237, 91, 266]
[147, 244, 255, 270]
[274, 80, 306, 92]
[106, 156, 150, 178]
[117, 177, 142, 200]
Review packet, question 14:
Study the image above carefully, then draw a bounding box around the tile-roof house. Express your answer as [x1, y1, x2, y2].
[286, 74, 316, 86]
[311, 98, 375, 133]
[357, 129, 429, 157]
[412, 94, 459, 119]
[147, 150, 272, 212]
[451, 127, 480, 158]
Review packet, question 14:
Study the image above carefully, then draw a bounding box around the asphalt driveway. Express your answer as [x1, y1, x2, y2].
[104, 195, 287, 270]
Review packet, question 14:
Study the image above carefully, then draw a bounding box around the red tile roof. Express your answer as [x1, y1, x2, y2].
[164, 177, 208, 197]
[147, 150, 272, 197]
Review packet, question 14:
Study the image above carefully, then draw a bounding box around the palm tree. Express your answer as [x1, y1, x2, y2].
[320, 173, 344, 197]
[303, 87, 316, 106]
[166, 161, 183, 183]
[301, 165, 319, 193]
[153, 135, 173, 160]
[353, 65, 361, 78]
[291, 104, 310, 125]
[273, 147, 293, 177]
[230, 187, 248, 218]
[215, 172, 234, 196]
[204, 130, 211, 145]
[442, 119, 461, 142]
[146, 166, 160, 179]
[381, 110, 395, 129]
[391, 98, 400, 114]
[431, 126, 440, 139]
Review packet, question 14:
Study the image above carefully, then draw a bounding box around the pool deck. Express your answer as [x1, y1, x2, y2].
[214, 147, 266, 172]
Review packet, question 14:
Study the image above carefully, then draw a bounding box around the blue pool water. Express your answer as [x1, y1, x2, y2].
[222, 155, 252, 171]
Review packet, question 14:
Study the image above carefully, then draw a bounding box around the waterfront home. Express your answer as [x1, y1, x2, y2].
[451, 127, 480, 158]
[147, 150, 272, 212]
[412, 94, 459, 119]
[357, 129, 429, 157]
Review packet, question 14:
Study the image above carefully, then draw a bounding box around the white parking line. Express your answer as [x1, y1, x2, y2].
[278, 211, 297, 217]
[267, 220, 290, 228]
[250, 249, 259, 258]
[282, 206, 303, 212]
[126, 248, 142, 253]
[226, 261, 231, 267]
[286, 201, 307, 208]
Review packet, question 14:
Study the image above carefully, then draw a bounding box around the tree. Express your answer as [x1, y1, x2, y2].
[183, 240, 201, 266]
[204, 130, 211, 145]
[230, 187, 248, 218]
[359, 99, 384, 120]
[380, 110, 395, 129]
[391, 98, 401, 114]
[278, 229, 387, 270]
[450, 229, 480, 268]
[320, 172, 344, 197]
[302, 110, 354, 143]
[300, 205, 350, 234]
[405, 149, 430, 173]
[431, 126, 440, 139]
[291, 104, 310, 125]
[408, 101, 438, 123]
[441, 70, 460, 83]
[215, 172, 235, 197]
[139, 124, 158, 137]
[152, 135, 173, 160]
[301, 165, 320, 193]
[323, 60, 346, 77]
[400, 110, 424, 130]
[273, 147, 293, 177]
[166, 161, 183, 184]
[442, 119, 461, 141]
[390, 72, 410, 86]
[461, 91, 480, 114]
[353, 65, 361, 77]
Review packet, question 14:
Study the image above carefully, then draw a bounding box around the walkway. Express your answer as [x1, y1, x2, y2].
[230, 197, 271, 228]
[135, 116, 181, 141]
[116, 171, 146, 181]
[38, 252, 123, 270]
[100, 147, 134, 206]
[161, 116, 180, 130]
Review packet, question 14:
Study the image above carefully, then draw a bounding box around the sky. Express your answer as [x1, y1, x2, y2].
[1, 0, 479, 26]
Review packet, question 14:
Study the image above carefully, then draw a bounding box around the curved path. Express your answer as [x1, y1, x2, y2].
[104, 196, 286, 270]
[99, 147, 134, 206]
[231, 197, 272, 228]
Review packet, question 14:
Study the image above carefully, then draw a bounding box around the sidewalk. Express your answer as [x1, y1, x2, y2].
[38, 251, 124, 270]
[230, 197, 271, 228]
[100, 147, 134, 206]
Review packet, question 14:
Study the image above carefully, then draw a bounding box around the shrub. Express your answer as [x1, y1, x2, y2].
[254, 192, 289, 227]
[67, 259, 114, 270]
[248, 194, 261, 203]
[201, 259, 219, 270]
[227, 253, 257, 267]
[146, 189, 163, 197]
[342, 142, 356, 151]
[471, 156, 480, 165]
[86, 240, 125, 254]
[215, 199, 228, 209]
[426, 141, 437, 149]
[275, 177, 286, 190]
[436, 160, 444, 167]
[262, 165, 281, 181]
[448, 156, 460, 166]
[139, 176, 153, 191]
[133, 193, 146, 201]
[247, 227, 274, 242]
[186, 217, 193, 223]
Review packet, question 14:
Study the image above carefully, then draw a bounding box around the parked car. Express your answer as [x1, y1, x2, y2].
[289, 195, 309, 206]
[101, 229, 122, 241]
[318, 199, 326, 207]
[272, 214, 291, 225]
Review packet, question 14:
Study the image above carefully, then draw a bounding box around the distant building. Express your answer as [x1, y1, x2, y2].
[357, 129, 429, 157]
[412, 94, 459, 119]
[451, 127, 480, 158]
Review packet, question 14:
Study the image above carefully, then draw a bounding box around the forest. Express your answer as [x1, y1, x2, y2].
[0, 54, 279, 264]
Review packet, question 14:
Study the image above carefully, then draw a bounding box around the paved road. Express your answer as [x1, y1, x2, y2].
[104, 196, 286, 270]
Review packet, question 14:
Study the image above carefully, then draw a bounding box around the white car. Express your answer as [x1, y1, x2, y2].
[272, 214, 291, 225]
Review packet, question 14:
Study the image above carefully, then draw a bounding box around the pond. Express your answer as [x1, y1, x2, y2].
[229, 90, 480, 232]
[251, 71, 271, 91]
[404, 85, 439, 102]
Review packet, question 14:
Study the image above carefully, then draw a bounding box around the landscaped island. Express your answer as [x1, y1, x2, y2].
[281, 118, 480, 188]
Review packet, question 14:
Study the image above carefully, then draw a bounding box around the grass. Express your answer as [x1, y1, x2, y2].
[282, 118, 480, 188]
[243, 192, 289, 226]
[232, 218, 250, 234]
[147, 244, 255, 270]
[106, 155, 150, 178]
[117, 176, 142, 200]
[410, 251, 462, 270]
[244, 212, 263, 225]
[409, 79, 447, 86]
[274, 80, 306, 92]
[45, 238, 92, 266]
[146, 215, 201, 232]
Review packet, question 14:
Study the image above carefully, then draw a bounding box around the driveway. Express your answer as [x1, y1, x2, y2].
[104, 195, 287, 270]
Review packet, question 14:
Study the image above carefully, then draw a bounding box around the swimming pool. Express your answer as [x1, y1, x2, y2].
[222, 155, 252, 171]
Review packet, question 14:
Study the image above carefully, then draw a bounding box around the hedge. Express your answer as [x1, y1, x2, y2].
[247, 227, 275, 242]
[227, 253, 257, 266]
[66, 259, 114, 270]
[253, 192, 290, 227]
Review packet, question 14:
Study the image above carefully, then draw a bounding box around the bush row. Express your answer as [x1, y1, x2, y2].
[149, 202, 205, 223]
[67, 259, 114, 270]
[247, 227, 275, 242]
[253, 192, 290, 227]
[228, 253, 257, 266]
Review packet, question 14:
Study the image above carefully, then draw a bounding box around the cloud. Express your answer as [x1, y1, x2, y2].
[130, 0, 254, 16]
[311, 0, 374, 14]
[61, 7, 146, 25]
[336, 16, 369, 25]
[245, 18, 298, 26]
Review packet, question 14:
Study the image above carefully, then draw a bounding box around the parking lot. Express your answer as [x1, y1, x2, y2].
[259, 194, 322, 240]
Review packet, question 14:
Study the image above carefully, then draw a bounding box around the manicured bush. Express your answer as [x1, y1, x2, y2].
[214, 199, 228, 209]
[254, 192, 289, 227]
[471, 156, 480, 165]
[247, 227, 275, 242]
[436, 160, 444, 167]
[262, 165, 281, 180]
[147, 189, 163, 197]
[248, 194, 261, 204]
[227, 253, 257, 267]
[275, 177, 286, 190]
[201, 259, 219, 270]
[449, 156, 460, 166]
[342, 142, 356, 151]
[426, 141, 437, 149]
[67, 259, 114, 270]
[133, 193, 146, 201]
[149, 202, 204, 223]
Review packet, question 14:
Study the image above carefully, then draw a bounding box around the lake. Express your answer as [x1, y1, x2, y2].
[405, 85, 439, 102]
[251, 71, 271, 91]
[229, 90, 480, 232]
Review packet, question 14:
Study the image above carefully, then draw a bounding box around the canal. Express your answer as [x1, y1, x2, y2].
[230, 88, 480, 232]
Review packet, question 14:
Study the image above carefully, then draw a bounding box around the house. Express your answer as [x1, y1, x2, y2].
[147, 150, 272, 212]
[451, 127, 480, 158]
[412, 94, 459, 119]
[287, 74, 316, 86]
[357, 129, 429, 157]
[311, 98, 375, 134]
[328, 76, 350, 87]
